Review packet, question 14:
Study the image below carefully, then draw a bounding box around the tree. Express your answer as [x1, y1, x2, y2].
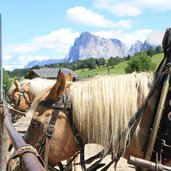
[125, 52, 156, 73]
[127, 55, 131, 60]
[87, 58, 97, 69]
[3, 69, 12, 97]
[147, 48, 155, 57]
[96, 58, 105, 66]
[107, 57, 122, 66]
[156, 45, 163, 54]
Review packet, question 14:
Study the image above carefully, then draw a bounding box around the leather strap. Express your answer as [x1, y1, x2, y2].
[44, 110, 60, 169]
[67, 107, 86, 171]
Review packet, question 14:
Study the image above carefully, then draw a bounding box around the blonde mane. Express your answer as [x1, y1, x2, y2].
[8, 78, 56, 98]
[69, 72, 154, 154]
[29, 78, 56, 98]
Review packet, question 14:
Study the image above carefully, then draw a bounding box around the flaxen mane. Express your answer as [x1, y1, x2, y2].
[28, 78, 56, 98]
[69, 72, 154, 154]
[8, 78, 56, 99]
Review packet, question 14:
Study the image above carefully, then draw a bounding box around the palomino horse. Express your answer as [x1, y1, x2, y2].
[23, 71, 161, 170]
[7, 73, 79, 171]
[8, 73, 73, 113]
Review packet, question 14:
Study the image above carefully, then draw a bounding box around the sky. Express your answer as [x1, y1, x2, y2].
[0, 0, 171, 71]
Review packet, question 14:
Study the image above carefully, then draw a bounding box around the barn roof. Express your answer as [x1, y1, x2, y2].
[25, 68, 78, 80]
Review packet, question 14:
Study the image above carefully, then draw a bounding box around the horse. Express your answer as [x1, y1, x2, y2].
[7, 73, 80, 170]
[22, 70, 165, 170]
[8, 73, 73, 117]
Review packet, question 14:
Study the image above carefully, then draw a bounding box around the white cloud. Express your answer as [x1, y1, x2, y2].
[3, 28, 80, 71]
[93, 29, 164, 48]
[93, 0, 171, 16]
[66, 6, 132, 28]
[146, 31, 164, 45]
[32, 28, 80, 54]
[33, 28, 79, 47]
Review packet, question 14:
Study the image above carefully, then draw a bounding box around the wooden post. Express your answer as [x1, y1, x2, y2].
[108, 67, 110, 74]
[0, 14, 2, 102]
[0, 13, 5, 171]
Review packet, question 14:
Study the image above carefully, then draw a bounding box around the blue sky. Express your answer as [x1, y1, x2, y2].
[1, 0, 171, 71]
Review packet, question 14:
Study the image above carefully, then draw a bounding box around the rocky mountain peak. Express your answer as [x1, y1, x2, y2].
[65, 32, 129, 62]
[24, 32, 160, 68]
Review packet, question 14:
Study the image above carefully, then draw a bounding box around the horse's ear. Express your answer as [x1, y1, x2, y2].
[48, 72, 66, 100]
[14, 80, 20, 90]
[66, 73, 73, 81]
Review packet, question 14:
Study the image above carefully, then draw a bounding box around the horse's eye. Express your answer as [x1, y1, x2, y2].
[31, 120, 40, 129]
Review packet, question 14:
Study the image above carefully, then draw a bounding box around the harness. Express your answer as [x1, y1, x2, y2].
[34, 92, 85, 171]
[34, 90, 125, 171]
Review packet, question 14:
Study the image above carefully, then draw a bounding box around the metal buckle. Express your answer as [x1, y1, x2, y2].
[46, 125, 55, 138]
[74, 133, 84, 144]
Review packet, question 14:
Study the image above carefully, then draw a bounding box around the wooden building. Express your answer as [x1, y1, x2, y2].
[25, 68, 79, 81]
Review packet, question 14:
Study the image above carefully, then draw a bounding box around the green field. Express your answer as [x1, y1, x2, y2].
[75, 53, 164, 78]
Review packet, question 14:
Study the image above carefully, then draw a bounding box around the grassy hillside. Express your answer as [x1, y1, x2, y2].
[75, 53, 164, 78]
[151, 53, 164, 66]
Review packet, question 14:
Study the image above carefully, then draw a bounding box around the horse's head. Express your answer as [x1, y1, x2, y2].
[24, 72, 78, 163]
[11, 79, 31, 111]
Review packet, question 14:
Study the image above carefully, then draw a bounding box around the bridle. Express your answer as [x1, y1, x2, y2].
[32, 90, 86, 171]
[12, 83, 31, 111]
[31, 87, 134, 171]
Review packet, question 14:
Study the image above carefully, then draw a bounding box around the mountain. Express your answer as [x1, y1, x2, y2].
[128, 40, 156, 56]
[24, 59, 65, 68]
[65, 32, 128, 62]
[24, 31, 160, 68]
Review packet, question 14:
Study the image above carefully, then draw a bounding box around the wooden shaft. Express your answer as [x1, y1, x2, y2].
[143, 74, 170, 171]
[128, 155, 171, 171]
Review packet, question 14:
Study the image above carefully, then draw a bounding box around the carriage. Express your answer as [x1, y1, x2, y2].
[2, 28, 171, 171]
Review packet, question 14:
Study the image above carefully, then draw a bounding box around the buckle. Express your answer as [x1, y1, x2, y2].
[74, 134, 84, 145]
[46, 125, 55, 138]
